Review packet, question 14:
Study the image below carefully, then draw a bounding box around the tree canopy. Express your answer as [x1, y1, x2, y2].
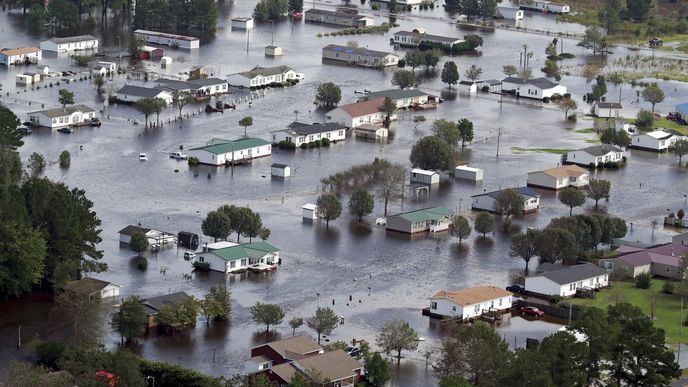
[441, 61, 459, 89]
[410, 136, 454, 170]
[391, 70, 416, 89]
[307, 307, 339, 344]
[250, 302, 285, 333]
[376, 319, 419, 359]
[348, 187, 374, 221]
[314, 82, 341, 109]
[558, 187, 586, 216]
[316, 193, 342, 228]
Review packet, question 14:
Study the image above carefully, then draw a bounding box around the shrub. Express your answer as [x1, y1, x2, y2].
[307, 142, 316, 148]
[398, 59, 406, 67]
[35, 341, 66, 368]
[136, 257, 148, 271]
[549, 295, 563, 305]
[59, 150, 71, 168]
[662, 281, 675, 294]
[372, 3, 380, 10]
[300, 143, 308, 149]
[188, 157, 200, 165]
[313, 140, 322, 147]
[192, 261, 210, 271]
[634, 272, 652, 289]
[636, 110, 654, 129]
[321, 138, 331, 146]
[542, 97, 551, 103]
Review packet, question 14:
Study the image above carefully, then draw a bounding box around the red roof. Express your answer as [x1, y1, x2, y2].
[616, 242, 687, 267]
[338, 98, 385, 118]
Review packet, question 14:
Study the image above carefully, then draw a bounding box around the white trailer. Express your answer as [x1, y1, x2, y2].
[454, 166, 483, 181]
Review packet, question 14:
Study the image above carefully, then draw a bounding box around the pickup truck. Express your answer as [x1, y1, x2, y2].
[170, 152, 189, 160]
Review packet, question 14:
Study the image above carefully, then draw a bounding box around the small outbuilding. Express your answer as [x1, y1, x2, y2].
[160, 56, 172, 67]
[64, 277, 120, 299]
[265, 45, 283, 57]
[458, 81, 477, 94]
[454, 165, 483, 181]
[271, 163, 291, 178]
[410, 168, 440, 185]
[231, 17, 254, 29]
[177, 231, 199, 249]
[302, 203, 318, 220]
[141, 46, 164, 60]
[354, 124, 388, 140]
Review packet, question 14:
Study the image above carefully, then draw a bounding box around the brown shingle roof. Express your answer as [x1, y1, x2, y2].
[431, 286, 512, 306]
[64, 277, 117, 296]
[269, 363, 299, 383]
[338, 98, 384, 118]
[1, 46, 41, 56]
[539, 165, 589, 178]
[296, 349, 363, 382]
[258, 335, 323, 359]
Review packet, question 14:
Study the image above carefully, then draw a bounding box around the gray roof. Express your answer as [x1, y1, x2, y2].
[237, 65, 295, 79]
[29, 104, 95, 118]
[502, 76, 560, 89]
[597, 102, 622, 109]
[288, 121, 346, 135]
[323, 44, 395, 58]
[144, 291, 192, 312]
[188, 77, 227, 87]
[271, 163, 289, 168]
[472, 186, 540, 200]
[535, 263, 608, 285]
[118, 225, 152, 236]
[459, 81, 475, 85]
[393, 31, 462, 44]
[47, 35, 98, 44]
[156, 78, 191, 91]
[580, 144, 623, 156]
[361, 88, 429, 101]
[305, 8, 369, 20]
[117, 85, 168, 97]
[477, 79, 501, 86]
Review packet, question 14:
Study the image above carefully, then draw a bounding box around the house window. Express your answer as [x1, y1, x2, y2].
[474, 305, 479, 313]
[230, 261, 236, 268]
[339, 130, 344, 136]
[452, 306, 456, 312]
[499, 298, 502, 306]
[241, 258, 247, 266]
[431, 302, 437, 309]
[199, 256, 205, 262]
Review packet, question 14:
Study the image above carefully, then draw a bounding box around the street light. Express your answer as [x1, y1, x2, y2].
[146, 376, 156, 387]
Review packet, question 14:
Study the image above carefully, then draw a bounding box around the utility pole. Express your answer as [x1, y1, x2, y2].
[496, 127, 502, 158]
[231, 143, 235, 176]
[246, 30, 250, 54]
[270, 20, 274, 46]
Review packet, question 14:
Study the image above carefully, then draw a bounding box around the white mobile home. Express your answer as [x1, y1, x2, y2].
[525, 263, 609, 297]
[196, 242, 280, 273]
[471, 187, 541, 214]
[26, 105, 96, 129]
[271, 122, 347, 148]
[358, 89, 430, 109]
[631, 129, 684, 151]
[64, 277, 120, 299]
[427, 286, 512, 319]
[501, 77, 567, 99]
[322, 45, 399, 67]
[0, 47, 41, 66]
[305, 9, 374, 27]
[326, 98, 391, 128]
[457, 81, 477, 94]
[527, 165, 590, 190]
[40, 35, 99, 52]
[188, 138, 272, 166]
[519, 0, 570, 14]
[393, 29, 464, 47]
[410, 169, 440, 185]
[115, 85, 173, 105]
[118, 225, 175, 246]
[227, 65, 304, 88]
[134, 29, 200, 49]
[231, 17, 254, 29]
[594, 102, 622, 119]
[385, 207, 454, 234]
[496, 5, 524, 20]
[565, 145, 624, 167]
[454, 166, 483, 181]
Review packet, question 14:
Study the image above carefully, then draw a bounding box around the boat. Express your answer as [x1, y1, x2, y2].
[139, 153, 148, 161]
[57, 127, 74, 134]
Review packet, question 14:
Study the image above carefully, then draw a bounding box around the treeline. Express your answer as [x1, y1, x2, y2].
[133, 0, 217, 37]
[444, 0, 497, 19]
[0, 105, 104, 301]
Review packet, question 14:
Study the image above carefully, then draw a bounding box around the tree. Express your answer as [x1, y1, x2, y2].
[673, 139, 688, 165]
[464, 64, 483, 82]
[413, 115, 426, 129]
[28, 152, 46, 176]
[422, 49, 442, 70]
[53, 291, 105, 345]
[381, 97, 396, 126]
[253, 0, 288, 20]
[557, 98, 578, 120]
[535, 227, 579, 264]
[27, 5, 48, 33]
[377, 162, 405, 216]
[151, 97, 167, 126]
[502, 64, 518, 77]
[129, 233, 149, 256]
[307, 307, 339, 344]
[600, 128, 631, 148]
[288, 372, 309, 387]
[391, 70, 415, 89]
[457, 118, 474, 148]
[348, 187, 374, 221]
[510, 228, 540, 275]
[241, 210, 265, 242]
[545, 41, 558, 58]
[238, 116, 253, 136]
[201, 210, 230, 242]
[474, 212, 495, 237]
[627, 0, 656, 21]
[479, 0, 497, 19]
[59, 150, 71, 169]
[570, 307, 614, 384]
[585, 179, 611, 209]
[559, 187, 586, 216]
[441, 61, 459, 89]
[48, 0, 80, 31]
[432, 119, 460, 153]
[364, 352, 391, 387]
[5, 361, 57, 387]
[539, 332, 589, 386]
[315, 82, 341, 109]
[175, 90, 195, 119]
[134, 97, 157, 128]
[250, 302, 285, 333]
[376, 319, 419, 359]
[288, 0, 303, 13]
[590, 75, 607, 103]
[316, 193, 342, 228]
[410, 136, 453, 170]
[636, 109, 654, 129]
[464, 34, 483, 50]
[111, 296, 147, 344]
[0, 105, 25, 152]
[578, 26, 607, 54]
[289, 317, 304, 336]
[404, 51, 424, 73]
[599, 216, 627, 245]
[494, 189, 525, 217]
[435, 322, 511, 385]
[58, 89, 74, 108]
[201, 285, 231, 324]
[439, 375, 473, 387]
[518, 67, 533, 81]
[642, 83, 665, 113]
[0, 222, 46, 300]
[451, 215, 471, 245]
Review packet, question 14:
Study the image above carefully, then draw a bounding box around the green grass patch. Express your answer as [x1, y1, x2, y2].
[511, 147, 570, 155]
[574, 128, 596, 134]
[654, 118, 688, 135]
[573, 279, 684, 344]
[585, 139, 601, 144]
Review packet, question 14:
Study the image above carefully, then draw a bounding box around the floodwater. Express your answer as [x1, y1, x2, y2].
[1, 0, 688, 385]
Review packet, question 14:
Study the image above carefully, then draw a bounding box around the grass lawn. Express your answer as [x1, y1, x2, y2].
[574, 128, 596, 134]
[511, 147, 571, 155]
[613, 117, 688, 136]
[573, 278, 685, 344]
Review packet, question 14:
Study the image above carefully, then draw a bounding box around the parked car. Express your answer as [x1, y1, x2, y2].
[575, 288, 595, 299]
[520, 306, 545, 317]
[649, 38, 663, 47]
[506, 284, 526, 294]
[170, 152, 189, 160]
[90, 117, 102, 127]
[346, 347, 362, 357]
[139, 153, 148, 161]
[57, 127, 74, 134]
[183, 251, 196, 260]
[18, 124, 32, 134]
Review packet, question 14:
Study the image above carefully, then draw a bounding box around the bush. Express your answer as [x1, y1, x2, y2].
[59, 150, 71, 168]
[634, 272, 652, 289]
[188, 157, 200, 166]
[662, 281, 675, 294]
[321, 138, 331, 146]
[542, 97, 551, 103]
[313, 140, 322, 147]
[136, 257, 148, 271]
[398, 59, 406, 67]
[35, 341, 66, 368]
[549, 295, 563, 305]
[300, 143, 308, 149]
[636, 110, 654, 129]
[307, 142, 316, 148]
[372, 3, 379, 10]
[192, 261, 210, 271]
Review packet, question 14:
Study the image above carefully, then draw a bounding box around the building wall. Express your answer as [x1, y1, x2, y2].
[251, 346, 288, 365]
[100, 284, 120, 298]
[188, 144, 272, 166]
[559, 274, 609, 296]
[385, 216, 412, 233]
[273, 129, 346, 147]
[472, 195, 497, 212]
[527, 172, 558, 189]
[322, 48, 398, 67]
[410, 171, 439, 185]
[524, 276, 563, 296]
[197, 252, 228, 273]
[0, 50, 42, 66]
[27, 110, 95, 129]
[40, 39, 99, 52]
[430, 298, 465, 318]
[116, 91, 173, 105]
[197, 83, 229, 96]
[134, 32, 199, 49]
[227, 74, 252, 88]
[652, 262, 682, 279]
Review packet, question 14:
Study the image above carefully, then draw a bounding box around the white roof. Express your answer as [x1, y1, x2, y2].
[205, 241, 238, 250]
[643, 130, 675, 139]
[455, 165, 481, 172]
[411, 168, 438, 176]
[302, 203, 317, 210]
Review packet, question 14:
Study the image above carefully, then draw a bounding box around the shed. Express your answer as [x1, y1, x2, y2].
[410, 168, 440, 185]
[140, 46, 164, 60]
[231, 17, 254, 29]
[454, 165, 483, 181]
[302, 203, 318, 220]
[177, 231, 199, 248]
[271, 163, 291, 177]
[355, 124, 388, 140]
[16, 74, 33, 84]
[458, 81, 477, 94]
[160, 56, 172, 68]
[36, 64, 50, 75]
[64, 277, 120, 298]
[265, 45, 283, 57]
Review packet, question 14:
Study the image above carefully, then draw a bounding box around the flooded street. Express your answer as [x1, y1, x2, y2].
[1, 1, 687, 385]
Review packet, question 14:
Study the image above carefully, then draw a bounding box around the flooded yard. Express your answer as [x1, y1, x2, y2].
[0, 0, 687, 384]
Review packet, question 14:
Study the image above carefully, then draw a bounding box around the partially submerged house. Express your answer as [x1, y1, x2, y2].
[64, 277, 120, 299]
[0, 46, 41, 66]
[525, 263, 609, 297]
[326, 98, 392, 128]
[115, 85, 173, 105]
[304, 8, 374, 27]
[600, 243, 688, 280]
[594, 101, 622, 119]
[354, 124, 388, 140]
[40, 35, 99, 52]
[322, 45, 399, 67]
[195, 241, 281, 273]
[143, 291, 193, 328]
[457, 81, 477, 94]
[271, 122, 347, 148]
[519, 0, 570, 14]
[188, 138, 272, 165]
[471, 187, 541, 214]
[392, 29, 464, 47]
[26, 105, 97, 129]
[454, 166, 483, 181]
[386, 207, 454, 234]
[231, 17, 254, 29]
[249, 335, 324, 371]
[501, 77, 567, 99]
[631, 129, 685, 152]
[409, 168, 440, 185]
[357, 88, 431, 109]
[134, 29, 200, 49]
[118, 225, 175, 246]
[227, 65, 304, 88]
[425, 286, 512, 319]
[564, 145, 624, 168]
[271, 163, 291, 178]
[527, 165, 590, 190]
[496, 5, 524, 20]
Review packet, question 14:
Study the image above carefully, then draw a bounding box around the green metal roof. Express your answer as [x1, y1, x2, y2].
[395, 207, 453, 223]
[361, 89, 429, 101]
[189, 138, 271, 155]
[243, 241, 280, 253]
[208, 242, 280, 262]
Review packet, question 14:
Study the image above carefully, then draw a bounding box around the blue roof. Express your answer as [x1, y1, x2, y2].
[677, 102, 688, 114]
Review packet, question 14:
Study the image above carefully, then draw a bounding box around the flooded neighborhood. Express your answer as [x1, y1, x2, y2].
[1, 0, 688, 386]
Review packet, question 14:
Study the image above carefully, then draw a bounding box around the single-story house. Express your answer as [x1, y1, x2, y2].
[674, 232, 688, 246]
[427, 286, 512, 319]
[375, 0, 423, 5]
[188, 138, 272, 166]
[0, 46, 41, 66]
[249, 335, 324, 372]
[187, 77, 229, 96]
[519, 0, 570, 14]
[357, 88, 430, 109]
[410, 168, 440, 185]
[457, 81, 478, 94]
[392, 29, 464, 47]
[118, 225, 175, 246]
[40, 35, 99, 52]
[501, 77, 567, 99]
[631, 129, 685, 152]
[271, 122, 347, 148]
[285, 350, 362, 386]
[354, 124, 388, 140]
[64, 277, 120, 299]
[143, 291, 193, 327]
[115, 85, 174, 105]
[16, 72, 40, 85]
[525, 263, 609, 297]
[594, 101, 622, 119]
[475, 79, 502, 93]
[454, 165, 483, 181]
[322, 45, 399, 67]
[386, 206, 454, 234]
[227, 65, 304, 88]
[496, 5, 524, 20]
[271, 163, 291, 178]
[471, 187, 541, 214]
[564, 144, 624, 167]
[676, 102, 688, 121]
[92, 61, 117, 76]
[26, 105, 96, 129]
[527, 165, 590, 190]
[304, 8, 374, 27]
[326, 98, 393, 128]
[231, 16, 254, 29]
[600, 243, 688, 279]
[134, 29, 200, 49]
[196, 241, 280, 274]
